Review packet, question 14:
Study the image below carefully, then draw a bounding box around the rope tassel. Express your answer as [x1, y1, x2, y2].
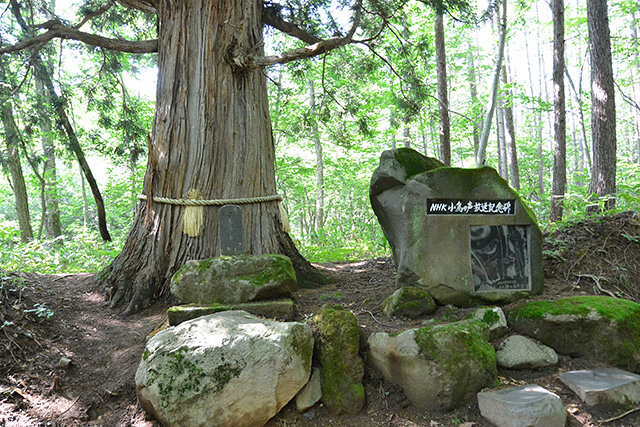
[182, 189, 204, 237]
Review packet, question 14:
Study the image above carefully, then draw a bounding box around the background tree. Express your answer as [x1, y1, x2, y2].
[550, 0, 566, 222]
[587, 0, 617, 209]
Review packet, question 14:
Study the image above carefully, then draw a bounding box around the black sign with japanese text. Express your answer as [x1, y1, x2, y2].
[426, 199, 516, 216]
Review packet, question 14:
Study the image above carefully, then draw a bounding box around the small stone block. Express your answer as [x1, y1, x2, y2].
[478, 384, 566, 427]
[559, 368, 640, 407]
[167, 300, 295, 325]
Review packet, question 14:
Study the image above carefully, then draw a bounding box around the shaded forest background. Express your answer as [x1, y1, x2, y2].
[0, 0, 639, 274]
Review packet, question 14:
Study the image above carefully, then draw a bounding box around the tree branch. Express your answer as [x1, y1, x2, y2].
[262, 6, 321, 45]
[0, 20, 157, 55]
[116, 0, 157, 14]
[250, 0, 363, 68]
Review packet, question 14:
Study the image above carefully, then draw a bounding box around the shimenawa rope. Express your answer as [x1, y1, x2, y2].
[137, 194, 283, 206]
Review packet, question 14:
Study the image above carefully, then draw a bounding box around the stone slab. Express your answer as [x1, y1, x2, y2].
[167, 300, 295, 325]
[559, 368, 640, 407]
[477, 384, 566, 427]
[219, 204, 243, 255]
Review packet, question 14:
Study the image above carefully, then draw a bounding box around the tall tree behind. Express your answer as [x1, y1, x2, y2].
[308, 78, 324, 232]
[476, 0, 507, 166]
[550, 0, 567, 222]
[0, 93, 34, 242]
[587, 0, 617, 209]
[501, 61, 519, 189]
[435, 11, 451, 165]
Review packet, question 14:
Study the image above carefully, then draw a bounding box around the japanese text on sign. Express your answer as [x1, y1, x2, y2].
[426, 199, 515, 215]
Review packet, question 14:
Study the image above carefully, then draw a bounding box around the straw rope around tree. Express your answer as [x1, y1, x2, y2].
[138, 190, 288, 237]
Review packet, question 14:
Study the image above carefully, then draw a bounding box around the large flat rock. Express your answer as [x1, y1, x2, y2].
[478, 384, 566, 427]
[559, 368, 640, 407]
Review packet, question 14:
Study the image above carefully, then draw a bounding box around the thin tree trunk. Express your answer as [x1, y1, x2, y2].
[550, 0, 566, 222]
[308, 79, 324, 232]
[496, 106, 508, 179]
[476, 0, 507, 167]
[526, 24, 544, 195]
[501, 62, 519, 190]
[587, 0, 617, 209]
[467, 40, 480, 155]
[435, 12, 451, 165]
[9, 0, 111, 241]
[36, 78, 63, 239]
[0, 100, 34, 242]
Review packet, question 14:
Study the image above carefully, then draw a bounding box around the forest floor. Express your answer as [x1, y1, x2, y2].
[1, 210, 640, 427]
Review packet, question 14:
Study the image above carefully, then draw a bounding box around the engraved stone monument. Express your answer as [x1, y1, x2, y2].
[219, 204, 243, 255]
[370, 148, 543, 306]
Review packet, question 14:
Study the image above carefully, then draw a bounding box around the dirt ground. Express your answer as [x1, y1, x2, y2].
[1, 210, 640, 426]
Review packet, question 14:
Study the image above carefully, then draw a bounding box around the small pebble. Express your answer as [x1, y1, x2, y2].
[57, 357, 71, 368]
[301, 408, 315, 421]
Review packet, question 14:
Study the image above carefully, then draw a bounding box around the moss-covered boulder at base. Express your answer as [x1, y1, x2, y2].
[507, 296, 640, 372]
[313, 304, 365, 415]
[382, 286, 436, 319]
[135, 311, 313, 427]
[170, 254, 297, 304]
[370, 148, 543, 306]
[367, 319, 497, 411]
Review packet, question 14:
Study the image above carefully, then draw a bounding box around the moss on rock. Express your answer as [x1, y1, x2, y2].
[413, 319, 497, 408]
[313, 304, 365, 415]
[382, 286, 436, 319]
[508, 296, 640, 371]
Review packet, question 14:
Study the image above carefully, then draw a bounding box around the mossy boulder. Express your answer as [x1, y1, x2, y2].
[507, 296, 640, 372]
[313, 304, 365, 415]
[382, 286, 436, 319]
[167, 299, 295, 325]
[370, 148, 543, 306]
[171, 254, 296, 304]
[367, 319, 497, 411]
[136, 311, 313, 427]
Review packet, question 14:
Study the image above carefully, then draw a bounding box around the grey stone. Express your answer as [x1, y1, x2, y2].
[219, 204, 243, 255]
[496, 335, 558, 369]
[507, 296, 640, 371]
[295, 368, 322, 413]
[367, 319, 497, 411]
[471, 307, 509, 341]
[559, 368, 640, 407]
[167, 300, 295, 325]
[314, 305, 365, 415]
[370, 148, 543, 306]
[136, 311, 313, 427]
[478, 384, 566, 427]
[57, 357, 72, 369]
[171, 254, 296, 304]
[382, 286, 436, 319]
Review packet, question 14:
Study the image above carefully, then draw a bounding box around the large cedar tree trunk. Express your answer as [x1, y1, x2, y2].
[102, 0, 318, 315]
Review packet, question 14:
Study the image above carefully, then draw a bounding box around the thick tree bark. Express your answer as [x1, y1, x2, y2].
[101, 0, 321, 315]
[587, 0, 617, 209]
[550, 0, 566, 222]
[435, 12, 451, 166]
